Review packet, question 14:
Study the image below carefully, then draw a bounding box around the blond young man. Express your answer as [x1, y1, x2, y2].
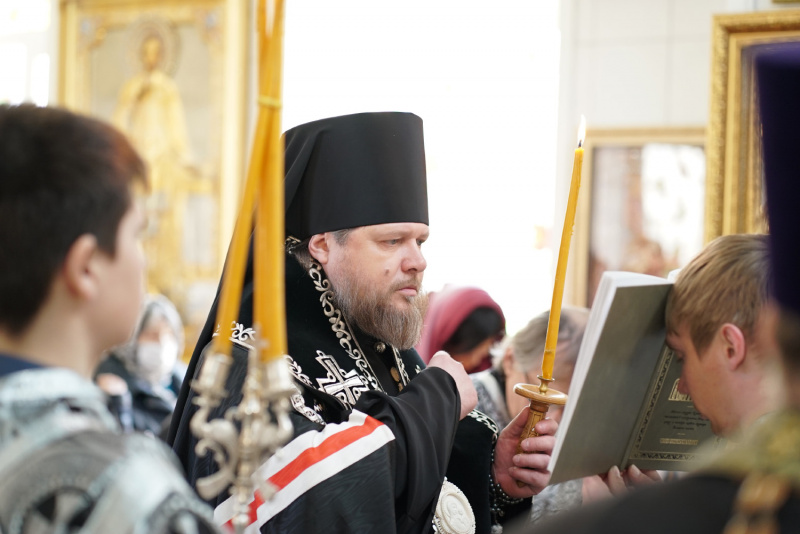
[665, 233, 782, 438]
[531, 236, 781, 532]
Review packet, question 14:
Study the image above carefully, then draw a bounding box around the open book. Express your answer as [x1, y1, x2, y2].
[547, 271, 725, 485]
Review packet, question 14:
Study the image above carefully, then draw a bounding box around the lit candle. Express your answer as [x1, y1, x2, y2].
[541, 115, 586, 381]
[212, 0, 287, 362]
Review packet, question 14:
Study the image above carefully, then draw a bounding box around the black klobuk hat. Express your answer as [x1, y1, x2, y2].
[283, 112, 429, 241]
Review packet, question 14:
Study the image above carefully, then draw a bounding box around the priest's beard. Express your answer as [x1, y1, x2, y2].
[330, 269, 427, 350]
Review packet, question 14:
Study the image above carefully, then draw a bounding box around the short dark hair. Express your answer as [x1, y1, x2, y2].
[0, 104, 146, 333]
[442, 307, 505, 356]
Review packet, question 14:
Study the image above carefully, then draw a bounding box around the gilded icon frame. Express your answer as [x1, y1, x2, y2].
[58, 0, 249, 353]
[706, 10, 800, 242]
[569, 128, 706, 307]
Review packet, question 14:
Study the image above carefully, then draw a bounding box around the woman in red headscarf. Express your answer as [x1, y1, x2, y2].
[416, 285, 506, 373]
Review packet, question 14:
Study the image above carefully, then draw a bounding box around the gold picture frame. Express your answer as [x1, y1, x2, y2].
[569, 128, 706, 307]
[58, 0, 249, 353]
[706, 10, 800, 242]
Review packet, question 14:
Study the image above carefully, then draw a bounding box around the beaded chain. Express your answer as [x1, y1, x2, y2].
[489, 445, 524, 525]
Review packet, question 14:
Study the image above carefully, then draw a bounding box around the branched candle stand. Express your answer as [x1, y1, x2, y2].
[188, 0, 294, 531]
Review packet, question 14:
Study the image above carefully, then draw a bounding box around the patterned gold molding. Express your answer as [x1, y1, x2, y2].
[707, 10, 800, 243]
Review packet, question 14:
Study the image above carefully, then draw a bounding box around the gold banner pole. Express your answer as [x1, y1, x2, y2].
[189, 1, 294, 530]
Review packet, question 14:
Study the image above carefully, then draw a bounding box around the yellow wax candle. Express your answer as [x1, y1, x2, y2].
[541, 116, 586, 381]
[212, 0, 286, 362]
[254, 0, 287, 362]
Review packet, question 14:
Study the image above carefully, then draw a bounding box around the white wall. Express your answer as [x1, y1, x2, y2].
[559, 0, 797, 133]
[0, 0, 58, 106]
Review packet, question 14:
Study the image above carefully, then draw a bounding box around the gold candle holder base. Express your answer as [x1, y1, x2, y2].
[513, 379, 567, 488]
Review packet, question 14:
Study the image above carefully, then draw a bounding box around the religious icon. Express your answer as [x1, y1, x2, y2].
[112, 16, 204, 298]
[59, 0, 248, 358]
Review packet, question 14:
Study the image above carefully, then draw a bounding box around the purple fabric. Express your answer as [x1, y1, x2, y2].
[756, 43, 800, 315]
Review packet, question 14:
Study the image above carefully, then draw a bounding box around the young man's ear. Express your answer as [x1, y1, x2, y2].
[62, 234, 102, 300]
[308, 233, 331, 265]
[720, 323, 747, 370]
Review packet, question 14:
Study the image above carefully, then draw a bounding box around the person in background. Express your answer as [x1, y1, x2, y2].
[416, 284, 506, 373]
[471, 306, 593, 527]
[96, 293, 187, 438]
[530, 235, 775, 530]
[472, 306, 589, 429]
[0, 104, 218, 533]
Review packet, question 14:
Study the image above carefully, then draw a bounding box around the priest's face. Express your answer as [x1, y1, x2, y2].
[313, 222, 429, 349]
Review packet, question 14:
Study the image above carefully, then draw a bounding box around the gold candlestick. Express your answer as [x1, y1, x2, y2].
[514, 382, 567, 449]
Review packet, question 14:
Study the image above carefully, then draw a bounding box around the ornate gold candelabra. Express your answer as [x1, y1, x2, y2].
[188, 0, 292, 530]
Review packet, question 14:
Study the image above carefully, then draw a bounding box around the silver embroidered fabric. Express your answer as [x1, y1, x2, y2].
[0, 368, 217, 534]
[529, 479, 583, 525]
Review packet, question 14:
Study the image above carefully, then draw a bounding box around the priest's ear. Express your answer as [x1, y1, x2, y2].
[307, 234, 331, 265]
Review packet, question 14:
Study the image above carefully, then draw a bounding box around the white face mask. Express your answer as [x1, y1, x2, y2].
[135, 335, 178, 384]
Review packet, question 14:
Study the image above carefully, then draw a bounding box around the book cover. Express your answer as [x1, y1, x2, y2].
[547, 272, 725, 485]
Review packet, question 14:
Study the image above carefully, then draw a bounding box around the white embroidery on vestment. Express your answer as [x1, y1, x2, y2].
[211, 321, 257, 351]
[308, 261, 381, 390]
[285, 355, 313, 386]
[290, 389, 325, 425]
[393, 348, 411, 386]
[314, 352, 370, 407]
[467, 409, 499, 436]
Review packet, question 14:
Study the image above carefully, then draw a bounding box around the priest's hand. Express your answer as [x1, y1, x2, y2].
[493, 408, 557, 498]
[427, 351, 477, 419]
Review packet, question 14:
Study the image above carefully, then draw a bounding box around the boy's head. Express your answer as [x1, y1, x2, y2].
[0, 104, 146, 338]
[665, 234, 772, 436]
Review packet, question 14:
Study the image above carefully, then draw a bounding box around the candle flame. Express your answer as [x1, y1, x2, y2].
[577, 115, 586, 148]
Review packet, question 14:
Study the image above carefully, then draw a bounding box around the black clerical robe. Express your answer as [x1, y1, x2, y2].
[169, 251, 497, 533]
